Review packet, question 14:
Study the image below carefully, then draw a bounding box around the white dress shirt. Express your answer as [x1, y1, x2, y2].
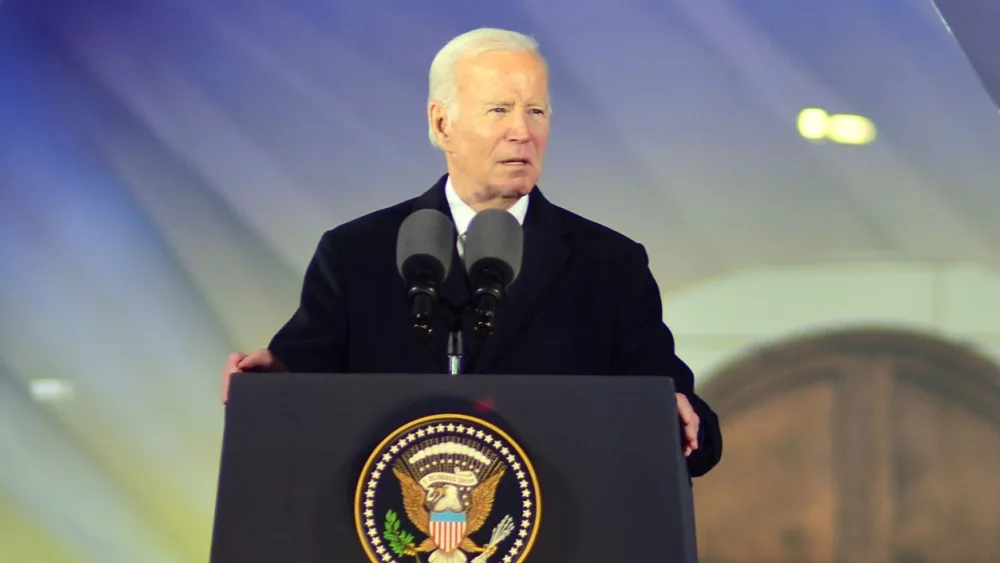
[445, 177, 529, 257]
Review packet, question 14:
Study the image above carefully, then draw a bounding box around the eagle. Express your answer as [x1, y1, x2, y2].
[394, 464, 506, 563]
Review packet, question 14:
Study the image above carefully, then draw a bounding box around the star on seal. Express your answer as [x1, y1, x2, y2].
[355, 414, 541, 563]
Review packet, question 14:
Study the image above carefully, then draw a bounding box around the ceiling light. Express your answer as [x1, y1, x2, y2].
[797, 108, 877, 145]
[30, 379, 75, 402]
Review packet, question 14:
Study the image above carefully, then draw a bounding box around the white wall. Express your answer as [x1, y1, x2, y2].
[663, 261, 1000, 385]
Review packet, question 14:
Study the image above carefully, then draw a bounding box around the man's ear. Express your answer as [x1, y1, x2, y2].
[428, 101, 452, 150]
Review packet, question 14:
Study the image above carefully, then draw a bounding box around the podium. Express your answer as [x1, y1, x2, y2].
[209, 372, 699, 562]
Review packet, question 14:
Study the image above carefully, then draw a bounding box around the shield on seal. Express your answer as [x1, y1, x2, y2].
[429, 510, 467, 553]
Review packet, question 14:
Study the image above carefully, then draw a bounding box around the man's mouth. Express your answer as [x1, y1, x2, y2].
[500, 158, 530, 166]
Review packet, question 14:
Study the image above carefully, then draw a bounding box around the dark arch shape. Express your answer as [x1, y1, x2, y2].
[699, 326, 1000, 424]
[692, 326, 1000, 563]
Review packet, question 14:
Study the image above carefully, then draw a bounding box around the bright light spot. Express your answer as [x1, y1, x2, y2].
[30, 379, 75, 402]
[827, 113, 877, 145]
[797, 108, 829, 140]
[797, 107, 876, 145]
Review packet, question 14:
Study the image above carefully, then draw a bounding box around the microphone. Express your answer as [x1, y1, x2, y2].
[396, 209, 456, 339]
[462, 209, 524, 337]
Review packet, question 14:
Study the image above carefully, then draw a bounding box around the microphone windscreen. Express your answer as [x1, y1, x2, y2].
[463, 209, 524, 285]
[396, 209, 456, 284]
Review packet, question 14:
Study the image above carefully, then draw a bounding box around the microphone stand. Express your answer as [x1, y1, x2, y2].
[444, 300, 474, 376]
[446, 328, 465, 376]
[412, 295, 469, 376]
[409, 285, 500, 377]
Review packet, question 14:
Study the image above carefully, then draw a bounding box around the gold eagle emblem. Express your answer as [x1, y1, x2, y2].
[355, 414, 541, 563]
[394, 461, 508, 562]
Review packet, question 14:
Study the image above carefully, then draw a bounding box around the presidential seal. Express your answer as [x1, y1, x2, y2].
[355, 413, 541, 563]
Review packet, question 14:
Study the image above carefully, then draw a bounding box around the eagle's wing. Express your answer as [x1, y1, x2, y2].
[458, 537, 480, 552]
[465, 466, 506, 534]
[417, 537, 437, 552]
[393, 465, 429, 534]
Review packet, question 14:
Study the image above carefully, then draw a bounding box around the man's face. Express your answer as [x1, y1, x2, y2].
[433, 50, 551, 204]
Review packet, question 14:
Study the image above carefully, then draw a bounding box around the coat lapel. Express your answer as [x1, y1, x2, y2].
[471, 188, 571, 373]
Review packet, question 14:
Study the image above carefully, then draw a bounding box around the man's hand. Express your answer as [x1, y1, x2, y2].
[220, 349, 286, 404]
[676, 393, 700, 457]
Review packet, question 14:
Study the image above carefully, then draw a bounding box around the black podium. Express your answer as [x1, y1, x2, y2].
[209, 372, 699, 562]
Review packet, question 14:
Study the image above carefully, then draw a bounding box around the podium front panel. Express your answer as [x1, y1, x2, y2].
[210, 373, 697, 563]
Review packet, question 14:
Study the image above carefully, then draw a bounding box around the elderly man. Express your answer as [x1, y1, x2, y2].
[221, 28, 722, 477]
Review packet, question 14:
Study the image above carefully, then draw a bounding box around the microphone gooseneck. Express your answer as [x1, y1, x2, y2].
[406, 279, 437, 340]
[471, 266, 506, 337]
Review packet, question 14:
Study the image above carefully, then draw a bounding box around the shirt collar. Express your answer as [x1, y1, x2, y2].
[445, 176, 529, 237]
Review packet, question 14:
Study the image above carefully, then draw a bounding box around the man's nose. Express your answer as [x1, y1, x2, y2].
[506, 113, 530, 142]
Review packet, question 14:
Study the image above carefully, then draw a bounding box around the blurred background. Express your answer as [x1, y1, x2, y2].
[2, 0, 999, 561]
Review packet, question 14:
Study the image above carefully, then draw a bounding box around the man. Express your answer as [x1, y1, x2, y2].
[221, 28, 722, 477]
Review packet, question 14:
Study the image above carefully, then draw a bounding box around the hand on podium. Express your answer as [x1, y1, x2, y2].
[676, 393, 700, 458]
[220, 350, 287, 404]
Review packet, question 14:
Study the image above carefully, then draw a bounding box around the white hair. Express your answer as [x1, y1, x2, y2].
[427, 28, 551, 148]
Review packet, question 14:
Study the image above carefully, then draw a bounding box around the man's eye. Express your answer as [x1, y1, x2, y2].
[489, 107, 507, 114]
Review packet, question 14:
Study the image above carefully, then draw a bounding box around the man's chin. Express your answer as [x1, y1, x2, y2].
[492, 177, 537, 199]
[502, 185, 534, 199]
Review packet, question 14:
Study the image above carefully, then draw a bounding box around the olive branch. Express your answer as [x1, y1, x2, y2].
[383, 510, 420, 562]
